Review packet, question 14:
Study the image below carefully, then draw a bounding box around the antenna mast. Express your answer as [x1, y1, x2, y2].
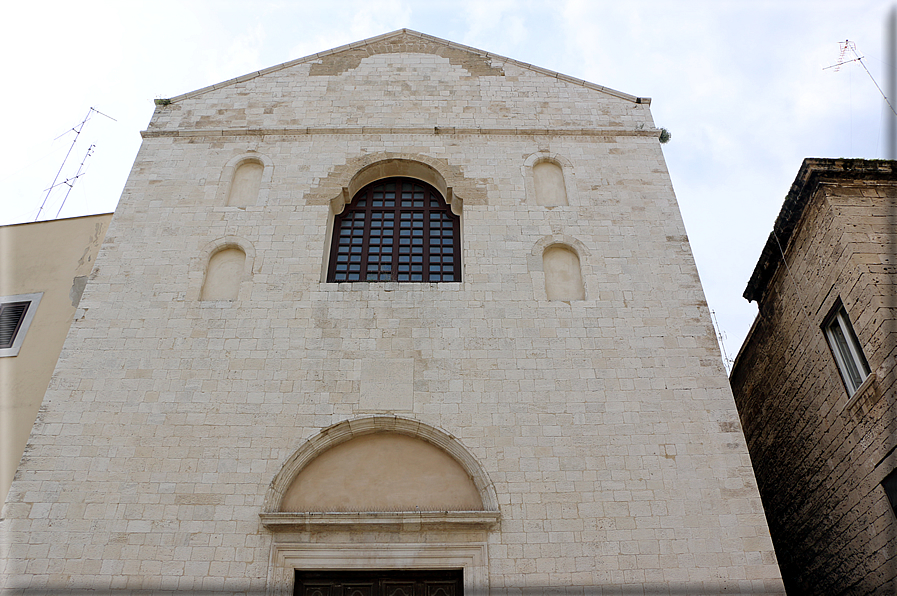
[824, 40, 897, 117]
[35, 107, 116, 221]
[54, 144, 96, 219]
[710, 309, 734, 374]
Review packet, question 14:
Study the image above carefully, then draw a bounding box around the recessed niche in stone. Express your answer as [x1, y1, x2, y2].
[201, 247, 245, 301]
[227, 160, 264, 207]
[533, 160, 568, 206]
[281, 433, 484, 512]
[543, 245, 585, 301]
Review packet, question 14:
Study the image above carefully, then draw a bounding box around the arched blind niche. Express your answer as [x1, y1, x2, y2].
[533, 160, 568, 206]
[327, 178, 461, 283]
[201, 247, 246, 301]
[543, 245, 585, 301]
[227, 160, 264, 207]
[281, 433, 484, 512]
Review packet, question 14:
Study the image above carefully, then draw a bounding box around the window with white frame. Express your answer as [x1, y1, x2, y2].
[0, 292, 43, 357]
[823, 302, 871, 395]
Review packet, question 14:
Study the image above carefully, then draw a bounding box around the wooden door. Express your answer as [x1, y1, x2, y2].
[295, 569, 462, 596]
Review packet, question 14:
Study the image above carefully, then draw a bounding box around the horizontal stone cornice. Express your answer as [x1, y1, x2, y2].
[141, 126, 661, 139]
[260, 510, 500, 529]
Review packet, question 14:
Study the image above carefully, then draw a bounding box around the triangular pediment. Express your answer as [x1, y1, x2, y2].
[166, 29, 647, 105]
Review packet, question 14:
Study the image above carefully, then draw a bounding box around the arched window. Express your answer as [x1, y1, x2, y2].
[327, 178, 461, 283]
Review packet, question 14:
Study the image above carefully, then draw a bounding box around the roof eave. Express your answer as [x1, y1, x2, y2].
[743, 158, 897, 304]
[158, 28, 650, 105]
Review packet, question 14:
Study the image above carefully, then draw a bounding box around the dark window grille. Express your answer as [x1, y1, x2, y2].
[0, 301, 30, 349]
[327, 178, 461, 283]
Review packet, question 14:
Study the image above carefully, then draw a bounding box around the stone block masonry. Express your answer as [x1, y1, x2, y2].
[1, 29, 783, 595]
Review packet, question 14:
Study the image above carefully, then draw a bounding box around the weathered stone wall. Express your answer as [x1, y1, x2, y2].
[2, 31, 782, 594]
[731, 168, 897, 594]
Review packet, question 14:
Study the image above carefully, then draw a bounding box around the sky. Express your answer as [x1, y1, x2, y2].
[2, 0, 893, 367]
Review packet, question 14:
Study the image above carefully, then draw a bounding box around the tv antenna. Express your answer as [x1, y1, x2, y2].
[710, 309, 734, 374]
[35, 107, 116, 221]
[53, 144, 96, 218]
[824, 39, 897, 117]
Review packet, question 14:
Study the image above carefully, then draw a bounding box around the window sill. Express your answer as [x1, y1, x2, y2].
[259, 510, 499, 530]
[843, 373, 878, 413]
[321, 281, 463, 289]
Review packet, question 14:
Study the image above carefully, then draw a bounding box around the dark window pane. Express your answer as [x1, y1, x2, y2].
[327, 177, 460, 283]
[883, 469, 897, 517]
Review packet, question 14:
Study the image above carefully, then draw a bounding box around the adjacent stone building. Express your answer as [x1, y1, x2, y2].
[731, 158, 897, 594]
[0, 213, 113, 504]
[1, 30, 783, 594]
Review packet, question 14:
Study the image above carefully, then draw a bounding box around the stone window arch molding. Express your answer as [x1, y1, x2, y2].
[330, 158, 465, 217]
[216, 152, 274, 208]
[529, 234, 591, 301]
[261, 416, 497, 596]
[260, 415, 500, 527]
[189, 236, 256, 302]
[322, 158, 465, 283]
[523, 151, 578, 207]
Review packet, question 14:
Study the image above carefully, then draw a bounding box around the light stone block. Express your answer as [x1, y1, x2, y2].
[0, 29, 784, 596]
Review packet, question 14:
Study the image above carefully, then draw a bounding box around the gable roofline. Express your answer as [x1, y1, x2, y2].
[162, 29, 650, 105]
[742, 158, 897, 304]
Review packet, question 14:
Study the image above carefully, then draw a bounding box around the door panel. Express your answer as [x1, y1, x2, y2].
[295, 570, 462, 596]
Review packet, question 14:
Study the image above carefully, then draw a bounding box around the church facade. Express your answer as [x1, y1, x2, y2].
[1, 30, 783, 594]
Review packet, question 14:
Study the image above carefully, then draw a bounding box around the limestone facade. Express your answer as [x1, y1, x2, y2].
[731, 158, 897, 594]
[2, 30, 783, 594]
